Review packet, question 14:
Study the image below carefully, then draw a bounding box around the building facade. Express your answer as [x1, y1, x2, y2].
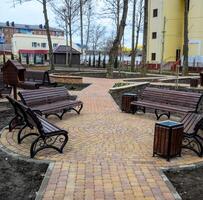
[0, 21, 64, 44]
[0, 21, 65, 64]
[147, 0, 203, 68]
[12, 34, 65, 64]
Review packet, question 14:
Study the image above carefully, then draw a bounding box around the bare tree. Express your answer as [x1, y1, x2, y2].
[83, 0, 94, 64]
[13, 0, 54, 70]
[130, 0, 137, 71]
[103, 0, 123, 30]
[183, 0, 189, 75]
[102, 0, 124, 68]
[107, 0, 129, 78]
[52, 0, 80, 67]
[89, 24, 106, 67]
[142, 0, 148, 74]
[131, 0, 143, 72]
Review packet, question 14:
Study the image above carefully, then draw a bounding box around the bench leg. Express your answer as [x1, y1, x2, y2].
[45, 113, 63, 120]
[30, 132, 68, 158]
[155, 110, 170, 120]
[9, 115, 24, 132]
[18, 124, 38, 144]
[182, 134, 203, 157]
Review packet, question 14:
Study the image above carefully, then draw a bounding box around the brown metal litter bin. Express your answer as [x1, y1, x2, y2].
[153, 120, 184, 161]
[121, 93, 137, 113]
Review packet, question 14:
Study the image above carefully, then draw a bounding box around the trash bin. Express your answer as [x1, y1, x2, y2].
[121, 93, 137, 113]
[153, 120, 184, 161]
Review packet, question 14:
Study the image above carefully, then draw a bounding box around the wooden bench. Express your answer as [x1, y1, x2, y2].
[25, 70, 57, 87]
[18, 87, 83, 119]
[181, 112, 203, 157]
[131, 87, 203, 119]
[0, 72, 12, 98]
[7, 96, 68, 158]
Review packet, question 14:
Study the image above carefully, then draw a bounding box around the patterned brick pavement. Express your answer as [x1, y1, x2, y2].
[1, 77, 203, 200]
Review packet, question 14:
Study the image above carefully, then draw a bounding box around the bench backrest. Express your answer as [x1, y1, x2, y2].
[181, 112, 203, 134]
[6, 96, 25, 120]
[18, 87, 70, 107]
[141, 87, 202, 110]
[8, 96, 45, 135]
[25, 70, 46, 83]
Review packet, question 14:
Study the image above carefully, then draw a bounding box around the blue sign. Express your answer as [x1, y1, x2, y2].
[0, 34, 5, 44]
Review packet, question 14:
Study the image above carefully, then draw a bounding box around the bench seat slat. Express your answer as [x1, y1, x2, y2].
[32, 100, 83, 115]
[131, 100, 195, 113]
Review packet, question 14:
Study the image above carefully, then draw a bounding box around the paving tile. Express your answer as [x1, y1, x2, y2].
[1, 77, 202, 200]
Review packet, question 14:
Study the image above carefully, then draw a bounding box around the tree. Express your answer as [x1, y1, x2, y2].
[89, 24, 106, 68]
[13, 0, 54, 70]
[130, 0, 137, 72]
[52, 0, 80, 67]
[84, 0, 94, 64]
[107, 0, 129, 78]
[98, 52, 101, 67]
[80, 0, 84, 63]
[131, 0, 143, 72]
[183, 0, 189, 75]
[142, 0, 148, 74]
[88, 55, 91, 66]
[103, 0, 123, 68]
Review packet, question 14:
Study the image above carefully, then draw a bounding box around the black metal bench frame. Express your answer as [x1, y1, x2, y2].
[7, 96, 68, 158]
[181, 112, 203, 157]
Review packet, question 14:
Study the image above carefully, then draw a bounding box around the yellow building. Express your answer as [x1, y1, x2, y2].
[147, 0, 203, 68]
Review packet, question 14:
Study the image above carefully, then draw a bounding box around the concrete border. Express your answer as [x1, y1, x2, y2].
[160, 161, 203, 200]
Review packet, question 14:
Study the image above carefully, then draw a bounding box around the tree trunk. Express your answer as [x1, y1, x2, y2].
[69, 24, 73, 67]
[98, 52, 101, 67]
[80, 0, 84, 64]
[134, 0, 143, 71]
[131, 0, 137, 72]
[107, 0, 129, 78]
[85, 4, 91, 65]
[142, 0, 148, 74]
[65, 13, 69, 66]
[183, 0, 189, 75]
[43, 0, 54, 70]
[68, 0, 73, 68]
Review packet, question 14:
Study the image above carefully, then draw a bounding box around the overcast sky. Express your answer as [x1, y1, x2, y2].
[0, 0, 142, 48]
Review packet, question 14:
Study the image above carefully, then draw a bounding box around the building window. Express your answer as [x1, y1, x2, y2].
[41, 43, 47, 48]
[151, 53, 156, 61]
[32, 42, 37, 47]
[53, 43, 58, 48]
[153, 9, 158, 17]
[152, 32, 157, 39]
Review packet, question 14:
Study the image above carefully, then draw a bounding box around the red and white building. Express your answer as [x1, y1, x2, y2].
[12, 34, 65, 64]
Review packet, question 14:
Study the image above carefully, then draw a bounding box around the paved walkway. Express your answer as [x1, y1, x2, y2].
[1, 77, 203, 200]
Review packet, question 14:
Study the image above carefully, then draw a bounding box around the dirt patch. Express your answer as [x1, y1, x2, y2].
[0, 108, 48, 200]
[165, 167, 203, 200]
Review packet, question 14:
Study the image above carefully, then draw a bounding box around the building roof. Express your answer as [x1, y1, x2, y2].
[0, 22, 63, 32]
[54, 45, 81, 54]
